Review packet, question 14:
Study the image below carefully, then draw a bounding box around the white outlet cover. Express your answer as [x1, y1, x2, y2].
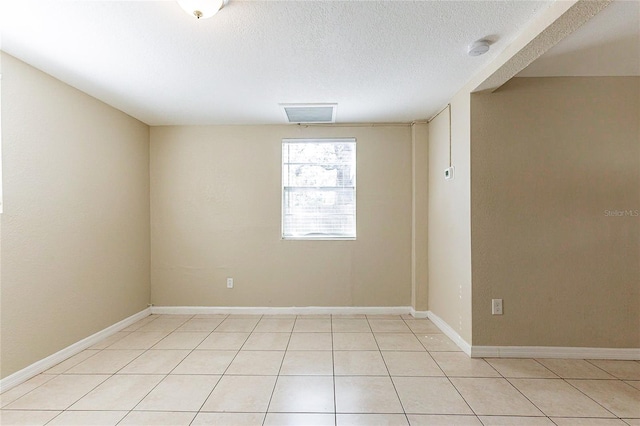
[492, 299, 503, 315]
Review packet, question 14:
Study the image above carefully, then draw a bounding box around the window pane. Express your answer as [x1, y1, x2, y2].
[282, 139, 356, 239]
[282, 141, 355, 165]
[284, 164, 354, 188]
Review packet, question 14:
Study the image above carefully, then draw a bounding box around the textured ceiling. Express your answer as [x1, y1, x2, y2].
[519, 0, 640, 77]
[0, 0, 555, 125]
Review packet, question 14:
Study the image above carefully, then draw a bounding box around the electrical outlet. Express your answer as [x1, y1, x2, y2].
[226, 278, 234, 289]
[492, 299, 503, 315]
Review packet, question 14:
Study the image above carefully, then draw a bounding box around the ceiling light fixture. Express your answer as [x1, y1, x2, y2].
[177, 0, 229, 19]
[468, 39, 491, 56]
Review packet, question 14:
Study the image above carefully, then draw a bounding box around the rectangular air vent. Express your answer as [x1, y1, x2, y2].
[280, 103, 337, 123]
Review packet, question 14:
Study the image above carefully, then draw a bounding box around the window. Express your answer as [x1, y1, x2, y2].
[282, 138, 356, 240]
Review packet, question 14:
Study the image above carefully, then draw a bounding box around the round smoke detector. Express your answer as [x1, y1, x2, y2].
[468, 40, 491, 56]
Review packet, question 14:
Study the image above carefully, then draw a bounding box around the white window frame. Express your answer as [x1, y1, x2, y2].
[281, 138, 356, 240]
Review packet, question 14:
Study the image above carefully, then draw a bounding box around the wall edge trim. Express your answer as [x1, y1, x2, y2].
[471, 345, 640, 360]
[150, 306, 413, 315]
[0, 308, 151, 393]
[409, 308, 429, 319]
[426, 311, 472, 356]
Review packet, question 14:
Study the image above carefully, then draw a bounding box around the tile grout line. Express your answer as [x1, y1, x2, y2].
[409, 316, 482, 423]
[505, 376, 620, 421]
[404, 315, 480, 422]
[560, 376, 625, 420]
[118, 314, 233, 425]
[41, 316, 177, 426]
[389, 316, 413, 425]
[1, 362, 78, 408]
[39, 373, 113, 425]
[190, 314, 263, 425]
[476, 354, 562, 422]
[117, 314, 206, 426]
[529, 358, 562, 379]
[368, 315, 409, 424]
[261, 316, 295, 426]
[157, 315, 227, 425]
[37, 316, 162, 425]
[584, 359, 631, 381]
[0, 317, 157, 410]
[496, 375, 550, 420]
[109, 315, 195, 425]
[183, 319, 249, 426]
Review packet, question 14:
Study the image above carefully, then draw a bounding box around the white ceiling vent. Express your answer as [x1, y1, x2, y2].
[280, 103, 337, 123]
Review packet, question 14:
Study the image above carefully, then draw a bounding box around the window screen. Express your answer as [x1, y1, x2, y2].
[282, 138, 356, 240]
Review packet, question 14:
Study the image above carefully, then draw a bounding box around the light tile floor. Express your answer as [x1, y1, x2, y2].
[1, 314, 639, 425]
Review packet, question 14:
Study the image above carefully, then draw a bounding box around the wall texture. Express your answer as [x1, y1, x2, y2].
[411, 123, 428, 312]
[150, 125, 412, 307]
[423, 0, 606, 350]
[428, 96, 473, 344]
[1, 53, 151, 378]
[471, 76, 640, 348]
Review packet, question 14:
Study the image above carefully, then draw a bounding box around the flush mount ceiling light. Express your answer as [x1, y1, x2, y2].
[468, 39, 491, 56]
[177, 0, 229, 19]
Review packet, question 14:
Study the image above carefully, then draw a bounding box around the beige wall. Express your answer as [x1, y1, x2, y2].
[411, 123, 428, 312]
[428, 95, 473, 344]
[1, 53, 151, 378]
[424, 0, 607, 348]
[150, 125, 412, 307]
[471, 77, 640, 348]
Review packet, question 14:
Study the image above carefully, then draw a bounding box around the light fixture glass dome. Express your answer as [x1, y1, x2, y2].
[177, 0, 226, 19]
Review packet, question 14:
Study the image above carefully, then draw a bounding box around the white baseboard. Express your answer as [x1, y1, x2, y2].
[0, 308, 151, 393]
[471, 345, 640, 360]
[426, 311, 472, 356]
[150, 306, 413, 316]
[7, 305, 632, 394]
[421, 312, 640, 360]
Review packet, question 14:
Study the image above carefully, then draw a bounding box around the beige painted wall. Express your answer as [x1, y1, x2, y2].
[424, 0, 608, 348]
[411, 123, 428, 312]
[1, 53, 151, 378]
[471, 76, 640, 348]
[150, 125, 412, 307]
[428, 95, 473, 344]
